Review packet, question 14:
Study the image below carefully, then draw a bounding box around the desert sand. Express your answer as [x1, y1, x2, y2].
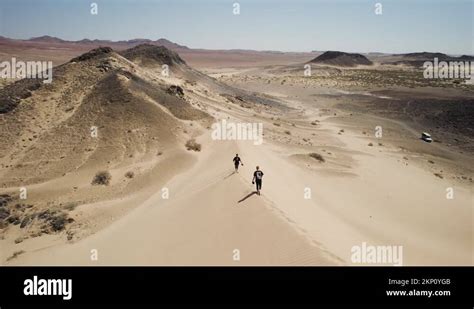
[0, 42, 472, 266]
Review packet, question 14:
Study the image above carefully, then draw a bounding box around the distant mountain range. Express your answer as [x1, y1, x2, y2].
[1, 36, 472, 69]
[0, 35, 190, 51]
[1, 36, 472, 59]
[384, 52, 474, 67]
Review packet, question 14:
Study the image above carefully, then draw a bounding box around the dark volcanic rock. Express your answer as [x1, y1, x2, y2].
[0, 207, 10, 220]
[167, 85, 184, 97]
[120, 44, 185, 66]
[310, 51, 373, 67]
[0, 194, 12, 207]
[70, 47, 114, 62]
[0, 79, 42, 114]
[50, 213, 68, 231]
[458, 55, 474, 61]
[20, 215, 32, 228]
[7, 215, 20, 225]
[35, 209, 73, 232]
[401, 52, 449, 60]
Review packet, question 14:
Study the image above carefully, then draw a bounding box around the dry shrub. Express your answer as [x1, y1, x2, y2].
[92, 170, 112, 185]
[309, 153, 325, 162]
[185, 139, 201, 152]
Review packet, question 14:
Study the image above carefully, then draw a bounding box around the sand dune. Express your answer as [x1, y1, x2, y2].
[6, 137, 337, 265]
[1, 44, 473, 266]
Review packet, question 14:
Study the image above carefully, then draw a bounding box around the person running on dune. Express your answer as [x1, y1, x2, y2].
[233, 154, 243, 173]
[252, 166, 264, 195]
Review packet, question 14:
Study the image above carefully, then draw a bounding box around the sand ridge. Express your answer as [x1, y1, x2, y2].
[1, 44, 473, 266]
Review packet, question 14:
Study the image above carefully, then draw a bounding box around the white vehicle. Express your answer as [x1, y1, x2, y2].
[421, 132, 433, 143]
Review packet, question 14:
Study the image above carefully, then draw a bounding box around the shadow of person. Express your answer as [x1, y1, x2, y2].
[238, 191, 257, 203]
[223, 171, 236, 180]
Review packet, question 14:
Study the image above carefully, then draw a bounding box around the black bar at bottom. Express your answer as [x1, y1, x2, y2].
[0, 267, 471, 306]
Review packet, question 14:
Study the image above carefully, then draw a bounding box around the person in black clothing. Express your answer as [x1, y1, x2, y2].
[252, 166, 264, 195]
[233, 154, 243, 172]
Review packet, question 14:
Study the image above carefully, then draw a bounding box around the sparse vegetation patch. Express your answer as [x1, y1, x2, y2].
[92, 171, 112, 186]
[309, 152, 325, 162]
[185, 139, 201, 152]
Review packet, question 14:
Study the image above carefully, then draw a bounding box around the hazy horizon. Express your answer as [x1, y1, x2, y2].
[2, 33, 474, 56]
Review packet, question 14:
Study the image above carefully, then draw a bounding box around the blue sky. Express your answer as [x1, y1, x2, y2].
[0, 0, 472, 54]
